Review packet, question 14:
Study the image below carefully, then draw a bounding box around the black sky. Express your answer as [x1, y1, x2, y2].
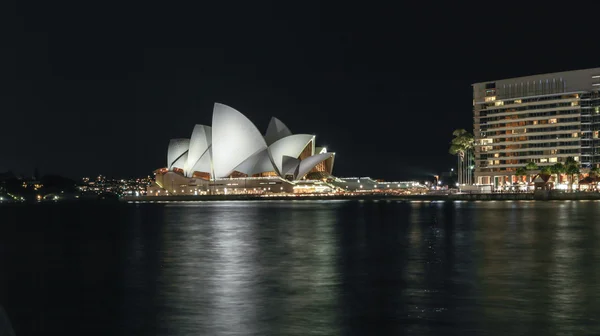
[2, 2, 600, 180]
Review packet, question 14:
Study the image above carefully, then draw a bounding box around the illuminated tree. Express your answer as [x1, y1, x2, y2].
[515, 167, 527, 177]
[525, 162, 538, 171]
[564, 157, 580, 191]
[550, 163, 565, 184]
[449, 129, 475, 185]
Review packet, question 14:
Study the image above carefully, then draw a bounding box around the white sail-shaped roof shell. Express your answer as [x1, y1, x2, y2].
[186, 125, 212, 177]
[233, 149, 275, 175]
[189, 146, 212, 176]
[295, 153, 334, 180]
[264, 117, 292, 146]
[268, 134, 314, 175]
[282, 155, 300, 176]
[327, 153, 335, 173]
[167, 138, 190, 170]
[315, 147, 328, 154]
[172, 152, 188, 171]
[211, 103, 268, 178]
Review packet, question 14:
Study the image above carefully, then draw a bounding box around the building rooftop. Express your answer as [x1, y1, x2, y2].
[472, 67, 600, 86]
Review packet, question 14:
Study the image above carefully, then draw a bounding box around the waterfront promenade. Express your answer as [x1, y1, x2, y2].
[121, 191, 600, 202]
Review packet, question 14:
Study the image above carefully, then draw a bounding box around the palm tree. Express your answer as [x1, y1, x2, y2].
[449, 129, 475, 156]
[590, 167, 599, 191]
[524, 161, 538, 183]
[550, 162, 565, 186]
[564, 157, 579, 191]
[449, 129, 475, 185]
[525, 162, 538, 171]
[566, 164, 580, 191]
[515, 166, 526, 182]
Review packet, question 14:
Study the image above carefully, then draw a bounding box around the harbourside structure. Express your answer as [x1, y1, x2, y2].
[473, 67, 600, 188]
[148, 103, 337, 195]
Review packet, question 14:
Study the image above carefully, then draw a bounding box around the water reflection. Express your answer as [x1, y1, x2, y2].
[3, 201, 600, 335]
[147, 201, 600, 335]
[156, 202, 342, 335]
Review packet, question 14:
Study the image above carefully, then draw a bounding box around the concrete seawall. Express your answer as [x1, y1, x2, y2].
[449, 193, 534, 201]
[120, 192, 600, 202]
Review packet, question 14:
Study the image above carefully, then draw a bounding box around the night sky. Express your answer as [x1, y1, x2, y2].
[3, 2, 599, 180]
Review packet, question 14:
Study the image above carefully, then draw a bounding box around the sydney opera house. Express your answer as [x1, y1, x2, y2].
[148, 103, 336, 195]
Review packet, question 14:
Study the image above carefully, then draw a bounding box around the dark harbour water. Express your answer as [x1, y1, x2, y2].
[1, 200, 600, 335]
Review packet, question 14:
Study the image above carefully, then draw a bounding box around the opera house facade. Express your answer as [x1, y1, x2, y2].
[149, 103, 336, 195]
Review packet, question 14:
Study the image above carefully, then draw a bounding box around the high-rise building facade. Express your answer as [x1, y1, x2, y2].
[473, 67, 600, 186]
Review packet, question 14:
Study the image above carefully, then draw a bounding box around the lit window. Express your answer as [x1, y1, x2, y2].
[594, 131, 599, 139]
[571, 101, 579, 106]
[572, 132, 579, 138]
[549, 119, 557, 124]
[595, 107, 600, 114]
[514, 99, 522, 104]
[494, 153, 499, 158]
[549, 157, 558, 163]
[540, 158, 548, 163]
[485, 96, 496, 102]
[495, 101, 504, 106]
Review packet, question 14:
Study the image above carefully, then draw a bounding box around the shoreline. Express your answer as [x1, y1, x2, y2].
[120, 191, 600, 202]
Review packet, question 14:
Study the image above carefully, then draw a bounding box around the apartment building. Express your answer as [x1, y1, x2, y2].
[473, 68, 600, 186]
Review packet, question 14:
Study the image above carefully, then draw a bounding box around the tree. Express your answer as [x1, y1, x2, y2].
[40, 175, 77, 194]
[525, 162, 538, 171]
[566, 164, 580, 191]
[448, 129, 475, 156]
[550, 163, 565, 174]
[521, 161, 538, 183]
[540, 166, 551, 175]
[550, 162, 565, 185]
[564, 156, 577, 167]
[515, 167, 527, 177]
[590, 167, 600, 190]
[563, 157, 579, 191]
[449, 129, 475, 185]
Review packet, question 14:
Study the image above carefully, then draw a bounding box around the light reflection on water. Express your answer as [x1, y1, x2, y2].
[1, 201, 600, 335]
[156, 202, 343, 335]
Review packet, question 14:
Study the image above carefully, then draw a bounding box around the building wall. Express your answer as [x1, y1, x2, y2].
[151, 171, 294, 195]
[211, 177, 294, 194]
[154, 171, 211, 195]
[473, 68, 600, 185]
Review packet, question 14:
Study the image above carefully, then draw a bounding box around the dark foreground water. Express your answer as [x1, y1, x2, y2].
[1, 200, 600, 335]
